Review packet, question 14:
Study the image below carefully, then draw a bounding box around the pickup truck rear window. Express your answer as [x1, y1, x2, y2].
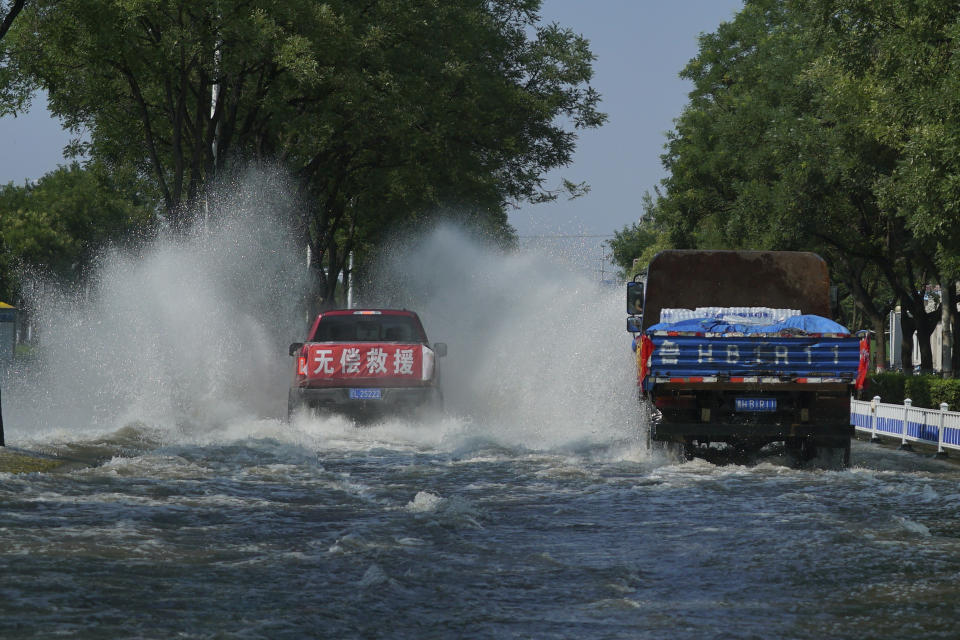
[311, 315, 425, 343]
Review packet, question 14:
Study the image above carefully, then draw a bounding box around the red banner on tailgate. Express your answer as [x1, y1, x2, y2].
[298, 343, 424, 380]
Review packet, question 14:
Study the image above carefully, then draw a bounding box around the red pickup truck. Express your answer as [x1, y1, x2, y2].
[287, 309, 447, 420]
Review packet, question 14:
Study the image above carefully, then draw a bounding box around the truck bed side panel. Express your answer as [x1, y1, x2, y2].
[647, 335, 860, 379]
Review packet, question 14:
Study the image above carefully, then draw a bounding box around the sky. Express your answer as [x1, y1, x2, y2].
[0, 1, 744, 253]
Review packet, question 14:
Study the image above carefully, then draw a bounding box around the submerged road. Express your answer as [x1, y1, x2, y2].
[1, 417, 959, 639]
[1, 223, 955, 637]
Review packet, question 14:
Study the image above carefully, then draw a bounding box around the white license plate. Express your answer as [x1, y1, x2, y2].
[349, 388, 382, 400]
[735, 398, 776, 412]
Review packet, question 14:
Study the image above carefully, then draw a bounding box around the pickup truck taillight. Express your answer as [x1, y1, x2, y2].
[421, 345, 435, 381]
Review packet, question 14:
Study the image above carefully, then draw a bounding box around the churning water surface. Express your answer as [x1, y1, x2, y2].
[3, 173, 960, 639]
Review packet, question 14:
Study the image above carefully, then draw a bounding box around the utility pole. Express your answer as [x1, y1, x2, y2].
[347, 251, 354, 309]
[204, 11, 221, 228]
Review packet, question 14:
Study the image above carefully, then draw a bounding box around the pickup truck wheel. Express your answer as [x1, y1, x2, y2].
[416, 390, 444, 421]
[287, 390, 303, 422]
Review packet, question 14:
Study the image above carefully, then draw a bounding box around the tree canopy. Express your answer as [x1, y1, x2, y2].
[0, 163, 154, 302]
[0, 0, 29, 114]
[2, 0, 605, 307]
[613, 0, 960, 372]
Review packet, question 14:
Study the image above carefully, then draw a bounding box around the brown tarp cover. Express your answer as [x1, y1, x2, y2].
[641, 250, 831, 331]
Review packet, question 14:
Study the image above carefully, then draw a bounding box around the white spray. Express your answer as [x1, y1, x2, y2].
[4, 178, 644, 457]
[4, 168, 310, 440]
[365, 224, 643, 453]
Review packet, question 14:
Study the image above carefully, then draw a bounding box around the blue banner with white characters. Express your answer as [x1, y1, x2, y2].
[648, 335, 860, 378]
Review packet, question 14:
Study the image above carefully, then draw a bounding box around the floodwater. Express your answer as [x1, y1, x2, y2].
[2, 421, 960, 639]
[3, 180, 960, 638]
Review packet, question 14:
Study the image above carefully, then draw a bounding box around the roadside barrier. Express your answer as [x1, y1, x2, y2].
[851, 396, 960, 457]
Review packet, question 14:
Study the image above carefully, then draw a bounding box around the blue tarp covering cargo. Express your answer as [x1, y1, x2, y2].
[646, 314, 850, 336]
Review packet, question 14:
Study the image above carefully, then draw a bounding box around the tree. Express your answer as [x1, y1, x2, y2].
[653, 0, 902, 337]
[0, 0, 25, 41]
[0, 163, 154, 299]
[799, 0, 960, 372]
[6, 0, 605, 307]
[7, 0, 307, 223]
[0, 0, 30, 114]
[284, 1, 605, 305]
[638, 0, 960, 371]
[608, 195, 671, 280]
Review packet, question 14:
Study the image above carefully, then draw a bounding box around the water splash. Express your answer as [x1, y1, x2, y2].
[365, 224, 643, 455]
[5, 192, 646, 459]
[4, 167, 309, 440]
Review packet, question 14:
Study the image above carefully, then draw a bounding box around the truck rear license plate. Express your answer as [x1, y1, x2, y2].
[735, 398, 776, 412]
[350, 388, 382, 400]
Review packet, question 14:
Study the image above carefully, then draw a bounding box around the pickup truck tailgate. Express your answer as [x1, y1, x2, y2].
[296, 342, 434, 384]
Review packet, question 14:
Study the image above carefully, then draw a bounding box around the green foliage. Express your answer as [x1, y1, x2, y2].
[927, 377, 960, 411]
[4, 0, 605, 305]
[903, 375, 934, 410]
[868, 372, 960, 409]
[607, 196, 672, 279]
[867, 372, 906, 404]
[0, 163, 155, 297]
[0, 0, 32, 115]
[627, 0, 960, 370]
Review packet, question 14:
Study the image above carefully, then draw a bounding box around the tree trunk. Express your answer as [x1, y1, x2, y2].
[873, 314, 887, 372]
[942, 283, 955, 378]
[900, 307, 916, 374]
[307, 238, 327, 316]
[913, 301, 937, 373]
[953, 282, 960, 373]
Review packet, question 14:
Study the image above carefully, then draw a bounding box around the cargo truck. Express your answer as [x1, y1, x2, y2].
[627, 250, 868, 467]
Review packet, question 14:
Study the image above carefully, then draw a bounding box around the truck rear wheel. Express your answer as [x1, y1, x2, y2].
[287, 389, 303, 422]
[786, 436, 850, 469]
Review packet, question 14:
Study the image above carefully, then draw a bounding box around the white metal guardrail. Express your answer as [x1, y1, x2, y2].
[851, 396, 960, 456]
